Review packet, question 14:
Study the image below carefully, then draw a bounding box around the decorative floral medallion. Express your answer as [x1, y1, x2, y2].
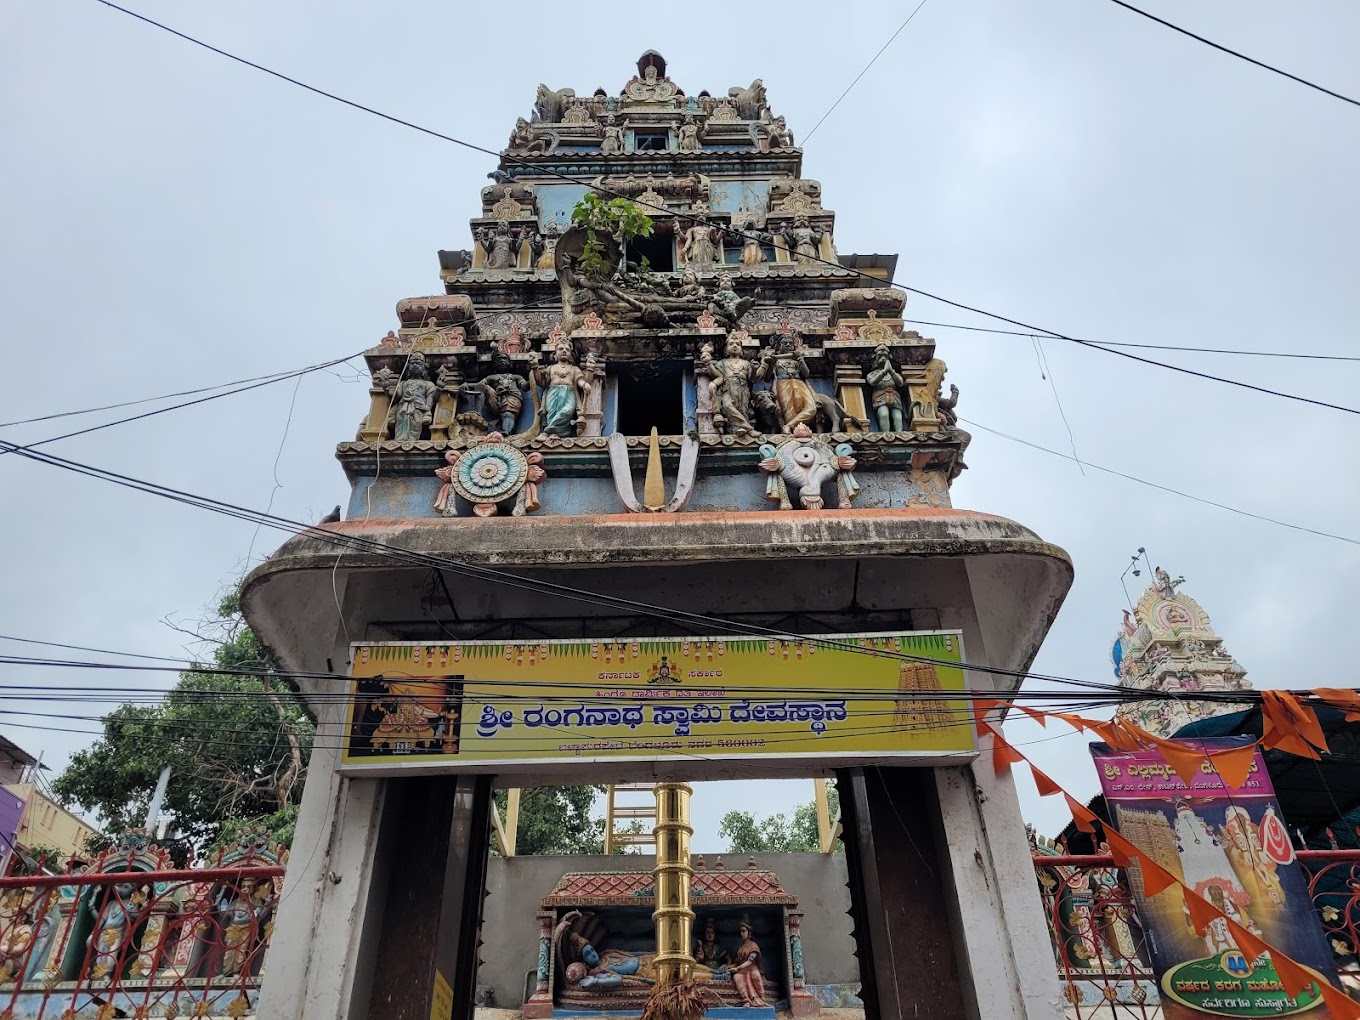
[434, 433, 548, 518]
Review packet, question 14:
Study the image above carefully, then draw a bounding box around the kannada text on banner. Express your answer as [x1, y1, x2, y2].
[339, 631, 974, 774]
[1092, 738, 1340, 1019]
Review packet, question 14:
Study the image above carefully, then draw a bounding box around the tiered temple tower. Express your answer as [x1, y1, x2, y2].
[1112, 567, 1253, 739]
[244, 53, 1073, 1020]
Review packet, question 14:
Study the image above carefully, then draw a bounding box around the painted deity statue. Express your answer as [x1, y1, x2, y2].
[600, 115, 625, 156]
[681, 218, 722, 269]
[479, 220, 520, 270]
[866, 344, 905, 432]
[739, 230, 768, 266]
[88, 883, 151, 980]
[536, 220, 561, 271]
[377, 352, 440, 441]
[693, 918, 730, 970]
[730, 920, 767, 1008]
[475, 353, 530, 434]
[699, 335, 756, 434]
[783, 217, 823, 264]
[907, 358, 947, 427]
[755, 332, 817, 431]
[535, 341, 591, 437]
[219, 879, 274, 977]
[678, 114, 701, 153]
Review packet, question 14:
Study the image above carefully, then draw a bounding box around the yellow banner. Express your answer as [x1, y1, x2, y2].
[340, 631, 975, 774]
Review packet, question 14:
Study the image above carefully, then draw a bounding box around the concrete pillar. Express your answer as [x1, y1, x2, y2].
[254, 699, 389, 1020]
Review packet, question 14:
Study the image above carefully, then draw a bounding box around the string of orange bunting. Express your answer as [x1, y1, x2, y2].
[976, 688, 1360, 1017]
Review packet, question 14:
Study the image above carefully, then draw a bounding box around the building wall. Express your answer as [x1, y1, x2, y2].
[5, 784, 99, 860]
[477, 851, 858, 1008]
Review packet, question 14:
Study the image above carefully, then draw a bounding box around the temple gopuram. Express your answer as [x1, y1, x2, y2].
[243, 52, 1074, 1020]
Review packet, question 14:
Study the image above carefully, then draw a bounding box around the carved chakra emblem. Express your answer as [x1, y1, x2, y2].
[452, 442, 529, 509]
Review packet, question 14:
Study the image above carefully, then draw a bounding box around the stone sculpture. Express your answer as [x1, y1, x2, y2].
[697, 334, 756, 434]
[473, 353, 531, 434]
[766, 114, 794, 149]
[866, 344, 905, 432]
[680, 218, 722, 268]
[678, 115, 701, 153]
[908, 358, 947, 428]
[729, 79, 767, 121]
[938, 381, 960, 428]
[758, 425, 859, 511]
[534, 84, 576, 123]
[694, 918, 731, 970]
[535, 340, 591, 437]
[375, 352, 439, 441]
[755, 331, 817, 431]
[535, 221, 561, 271]
[737, 228, 768, 266]
[600, 115, 625, 156]
[479, 221, 522, 270]
[783, 217, 823, 265]
[508, 117, 548, 153]
[434, 434, 547, 517]
[707, 272, 755, 330]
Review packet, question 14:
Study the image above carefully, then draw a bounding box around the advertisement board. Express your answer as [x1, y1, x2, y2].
[1092, 738, 1340, 1018]
[338, 631, 976, 779]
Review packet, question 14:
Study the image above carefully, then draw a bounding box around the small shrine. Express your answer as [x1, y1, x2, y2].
[524, 859, 817, 1020]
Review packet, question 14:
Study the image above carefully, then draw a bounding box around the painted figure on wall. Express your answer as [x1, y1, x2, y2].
[536, 340, 591, 437]
[378, 352, 440, 441]
[730, 919, 767, 1007]
[756, 332, 817, 431]
[866, 344, 905, 432]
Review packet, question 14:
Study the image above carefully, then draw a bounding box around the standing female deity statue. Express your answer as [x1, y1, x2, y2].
[535, 340, 592, 437]
[680, 218, 721, 269]
[782, 216, 823, 264]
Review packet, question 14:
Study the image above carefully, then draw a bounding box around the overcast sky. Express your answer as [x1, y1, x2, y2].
[1, 0, 1357, 852]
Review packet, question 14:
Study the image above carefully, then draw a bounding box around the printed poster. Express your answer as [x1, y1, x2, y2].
[1092, 737, 1342, 1018]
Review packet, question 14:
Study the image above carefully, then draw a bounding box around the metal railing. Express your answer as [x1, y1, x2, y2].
[0, 858, 284, 1020]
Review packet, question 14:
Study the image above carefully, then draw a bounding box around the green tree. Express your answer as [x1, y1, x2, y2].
[569, 193, 653, 279]
[494, 786, 605, 855]
[52, 586, 313, 864]
[718, 785, 841, 854]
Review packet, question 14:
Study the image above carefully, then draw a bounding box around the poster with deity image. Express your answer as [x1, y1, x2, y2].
[1092, 737, 1342, 1019]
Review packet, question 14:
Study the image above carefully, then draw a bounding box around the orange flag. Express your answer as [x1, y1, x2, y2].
[1144, 733, 1209, 787]
[1103, 829, 1177, 895]
[1183, 888, 1223, 935]
[1065, 794, 1097, 833]
[1015, 704, 1048, 728]
[1314, 688, 1360, 723]
[1320, 983, 1360, 1020]
[1207, 741, 1259, 790]
[1029, 762, 1063, 798]
[990, 727, 1024, 777]
[1223, 917, 1269, 963]
[1272, 952, 1317, 998]
[972, 699, 999, 737]
[1138, 858, 1178, 896]
[1261, 690, 1329, 758]
[1054, 712, 1093, 733]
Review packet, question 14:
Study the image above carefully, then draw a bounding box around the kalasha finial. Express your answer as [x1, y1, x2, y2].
[792, 423, 813, 439]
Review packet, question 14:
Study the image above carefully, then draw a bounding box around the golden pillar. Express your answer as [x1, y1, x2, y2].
[651, 781, 694, 985]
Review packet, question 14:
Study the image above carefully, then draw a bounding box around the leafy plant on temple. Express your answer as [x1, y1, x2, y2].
[570, 193, 653, 280]
[52, 582, 313, 865]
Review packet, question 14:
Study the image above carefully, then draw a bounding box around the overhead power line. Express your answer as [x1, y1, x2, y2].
[902, 318, 1360, 362]
[803, 0, 931, 143]
[959, 416, 1359, 547]
[1105, 0, 1360, 110]
[88, 0, 1360, 420]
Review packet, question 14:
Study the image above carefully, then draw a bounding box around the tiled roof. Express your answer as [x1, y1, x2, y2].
[541, 867, 797, 906]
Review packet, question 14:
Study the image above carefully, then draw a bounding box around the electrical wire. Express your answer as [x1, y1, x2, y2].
[0, 353, 359, 457]
[1104, 0, 1360, 110]
[0, 360, 365, 429]
[902, 318, 1360, 362]
[802, 0, 931, 143]
[958, 415, 1360, 546]
[85, 0, 1360, 419]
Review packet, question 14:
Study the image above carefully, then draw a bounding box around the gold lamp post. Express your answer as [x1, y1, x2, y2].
[644, 782, 705, 1020]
